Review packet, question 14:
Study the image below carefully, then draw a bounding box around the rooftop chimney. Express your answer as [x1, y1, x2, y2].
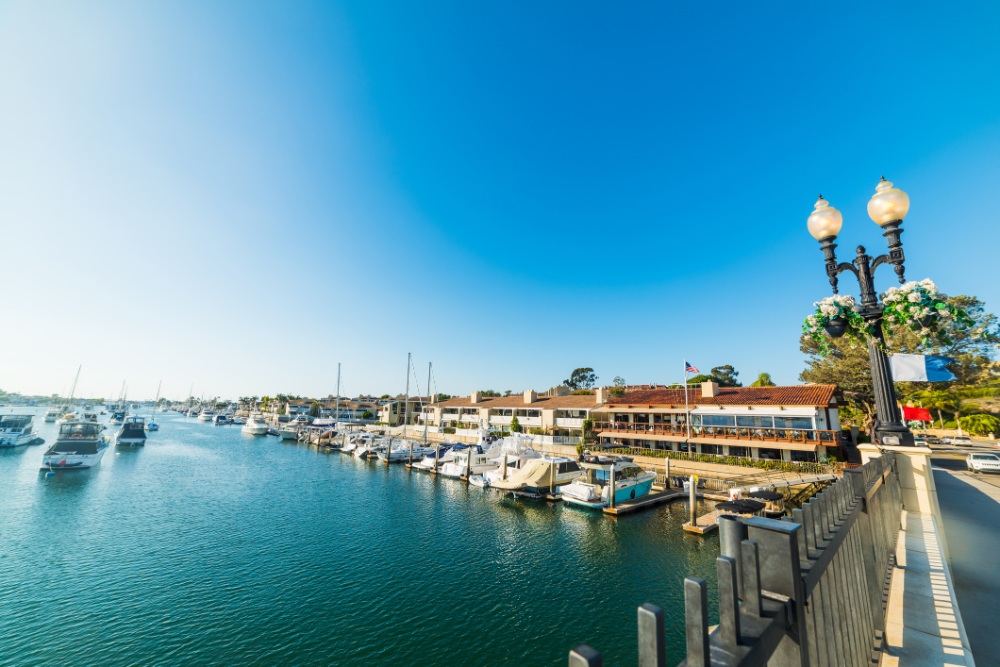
[524, 389, 537, 404]
[701, 382, 720, 398]
[471, 391, 482, 404]
[595, 386, 607, 404]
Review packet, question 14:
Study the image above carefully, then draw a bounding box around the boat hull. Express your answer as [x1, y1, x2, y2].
[42, 447, 107, 470]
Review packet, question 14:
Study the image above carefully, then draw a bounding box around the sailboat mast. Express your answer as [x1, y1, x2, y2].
[402, 352, 411, 439]
[151, 381, 161, 419]
[67, 365, 81, 406]
[335, 363, 341, 425]
[422, 362, 431, 445]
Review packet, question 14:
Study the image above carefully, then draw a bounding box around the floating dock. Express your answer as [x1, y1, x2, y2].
[602, 488, 686, 516]
[683, 509, 720, 534]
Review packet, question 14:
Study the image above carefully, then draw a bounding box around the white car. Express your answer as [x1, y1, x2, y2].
[945, 436, 974, 446]
[967, 453, 1000, 473]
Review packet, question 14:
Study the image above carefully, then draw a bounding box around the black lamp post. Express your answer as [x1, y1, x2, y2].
[807, 178, 915, 447]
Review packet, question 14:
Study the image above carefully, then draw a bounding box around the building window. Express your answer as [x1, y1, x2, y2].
[775, 417, 814, 430]
[728, 446, 750, 458]
[791, 450, 817, 462]
[701, 444, 723, 455]
[736, 415, 774, 428]
[698, 414, 736, 427]
[758, 448, 782, 460]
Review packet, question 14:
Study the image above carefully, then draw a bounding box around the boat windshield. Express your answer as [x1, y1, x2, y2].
[58, 422, 103, 440]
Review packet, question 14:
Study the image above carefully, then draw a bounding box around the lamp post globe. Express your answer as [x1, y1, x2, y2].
[807, 179, 915, 447]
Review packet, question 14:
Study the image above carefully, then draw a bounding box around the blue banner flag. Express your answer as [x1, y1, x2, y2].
[890, 354, 956, 382]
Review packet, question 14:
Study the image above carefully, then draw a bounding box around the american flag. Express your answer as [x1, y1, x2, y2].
[684, 361, 700, 374]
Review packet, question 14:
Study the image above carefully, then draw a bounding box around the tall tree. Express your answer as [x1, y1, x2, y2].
[710, 365, 742, 387]
[564, 368, 598, 390]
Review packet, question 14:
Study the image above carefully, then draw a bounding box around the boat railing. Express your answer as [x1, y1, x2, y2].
[565, 452, 901, 667]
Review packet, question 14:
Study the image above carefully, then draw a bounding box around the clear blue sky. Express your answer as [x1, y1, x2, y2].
[2, 1, 997, 400]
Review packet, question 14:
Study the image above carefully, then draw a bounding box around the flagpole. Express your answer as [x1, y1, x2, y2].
[684, 361, 691, 442]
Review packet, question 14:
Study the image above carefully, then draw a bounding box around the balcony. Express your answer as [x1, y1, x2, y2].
[554, 417, 584, 428]
[592, 421, 844, 446]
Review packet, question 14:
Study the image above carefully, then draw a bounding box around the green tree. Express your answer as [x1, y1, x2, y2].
[308, 402, 321, 418]
[750, 372, 776, 387]
[710, 365, 741, 387]
[510, 416, 521, 432]
[360, 410, 373, 420]
[564, 368, 598, 390]
[480, 389, 502, 397]
[610, 376, 627, 398]
[959, 413, 1000, 436]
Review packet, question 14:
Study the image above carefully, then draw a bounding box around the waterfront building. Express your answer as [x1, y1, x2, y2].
[591, 382, 843, 462]
[379, 396, 431, 426]
[422, 389, 602, 443]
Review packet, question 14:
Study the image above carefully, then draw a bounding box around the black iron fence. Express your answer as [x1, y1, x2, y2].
[568, 452, 901, 666]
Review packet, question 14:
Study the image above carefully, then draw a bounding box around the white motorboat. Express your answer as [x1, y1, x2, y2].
[280, 415, 310, 440]
[376, 440, 436, 463]
[198, 409, 217, 422]
[241, 414, 269, 436]
[490, 456, 584, 493]
[44, 408, 60, 423]
[230, 416, 247, 425]
[115, 416, 147, 447]
[410, 444, 463, 471]
[42, 421, 109, 470]
[340, 432, 371, 454]
[0, 414, 40, 447]
[353, 437, 386, 459]
[476, 434, 542, 487]
[560, 458, 657, 510]
[438, 444, 499, 479]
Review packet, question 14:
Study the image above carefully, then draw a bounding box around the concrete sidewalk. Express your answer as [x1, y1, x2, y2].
[933, 467, 1000, 662]
[881, 510, 975, 666]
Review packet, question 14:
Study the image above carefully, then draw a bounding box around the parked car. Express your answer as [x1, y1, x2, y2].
[944, 436, 974, 445]
[924, 435, 942, 445]
[966, 453, 1000, 473]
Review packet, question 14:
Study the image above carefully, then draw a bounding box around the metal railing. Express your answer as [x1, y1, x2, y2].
[568, 452, 901, 666]
[594, 421, 845, 446]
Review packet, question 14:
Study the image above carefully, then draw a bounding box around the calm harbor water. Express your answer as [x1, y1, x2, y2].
[1, 410, 719, 666]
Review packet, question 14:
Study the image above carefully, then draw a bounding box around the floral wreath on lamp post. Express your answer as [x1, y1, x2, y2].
[804, 278, 977, 355]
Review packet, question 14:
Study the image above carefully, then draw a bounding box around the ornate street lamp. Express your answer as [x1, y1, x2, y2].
[807, 178, 915, 446]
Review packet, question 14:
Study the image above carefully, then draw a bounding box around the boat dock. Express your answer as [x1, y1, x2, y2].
[682, 508, 720, 534]
[602, 488, 686, 516]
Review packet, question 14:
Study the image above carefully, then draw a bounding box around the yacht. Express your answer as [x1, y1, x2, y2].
[41, 421, 109, 470]
[115, 416, 147, 447]
[241, 414, 269, 436]
[44, 408, 60, 423]
[280, 415, 310, 440]
[0, 414, 40, 447]
[490, 456, 584, 494]
[213, 414, 231, 426]
[472, 434, 542, 487]
[198, 409, 217, 422]
[376, 440, 437, 463]
[410, 444, 464, 471]
[438, 444, 498, 479]
[230, 415, 247, 425]
[560, 458, 657, 510]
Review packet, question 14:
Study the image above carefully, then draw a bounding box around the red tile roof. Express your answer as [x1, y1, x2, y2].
[603, 385, 838, 408]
